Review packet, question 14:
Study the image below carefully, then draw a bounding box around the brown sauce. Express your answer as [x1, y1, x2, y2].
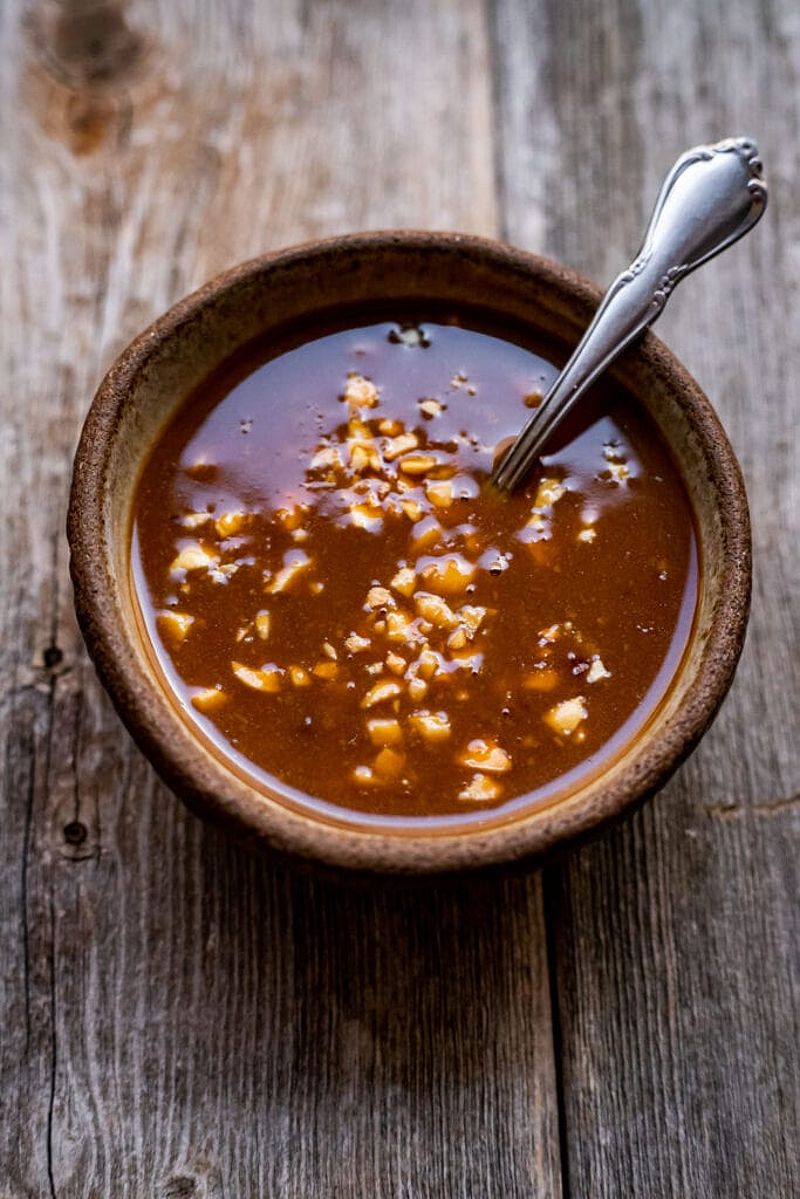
[132, 312, 698, 825]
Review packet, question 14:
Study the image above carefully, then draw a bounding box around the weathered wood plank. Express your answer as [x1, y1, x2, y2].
[492, 0, 799, 1193]
[0, 1, 563, 1195]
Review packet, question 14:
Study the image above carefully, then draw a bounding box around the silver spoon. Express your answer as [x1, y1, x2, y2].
[491, 136, 767, 493]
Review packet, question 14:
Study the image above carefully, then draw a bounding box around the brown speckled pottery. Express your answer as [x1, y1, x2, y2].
[67, 232, 751, 875]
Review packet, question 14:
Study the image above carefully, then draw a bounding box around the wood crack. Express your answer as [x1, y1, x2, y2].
[705, 794, 800, 821]
[543, 866, 571, 1199]
[45, 893, 57, 1199]
[486, 0, 510, 244]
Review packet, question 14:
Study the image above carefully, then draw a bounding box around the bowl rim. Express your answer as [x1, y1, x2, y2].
[68, 230, 751, 874]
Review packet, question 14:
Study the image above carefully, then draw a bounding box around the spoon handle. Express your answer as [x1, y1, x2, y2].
[491, 137, 767, 492]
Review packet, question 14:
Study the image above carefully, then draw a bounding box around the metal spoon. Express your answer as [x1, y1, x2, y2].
[491, 137, 767, 493]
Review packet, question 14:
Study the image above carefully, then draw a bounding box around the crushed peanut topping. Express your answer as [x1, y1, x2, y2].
[345, 632, 371, 654]
[170, 543, 219, 576]
[409, 710, 452, 742]
[254, 611, 271, 640]
[459, 739, 512, 774]
[191, 686, 226, 713]
[367, 717, 404, 747]
[266, 550, 311, 594]
[544, 696, 588, 737]
[362, 680, 402, 709]
[157, 611, 195, 642]
[232, 662, 282, 693]
[459, 773, 501, 802]
[343, 372, 379, 408]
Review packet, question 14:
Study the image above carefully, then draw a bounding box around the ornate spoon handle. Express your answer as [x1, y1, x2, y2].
[491, 137, 767, 492]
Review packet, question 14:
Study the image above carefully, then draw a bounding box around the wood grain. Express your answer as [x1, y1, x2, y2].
[493, 0, 799, 1194]
[1, 0, 797, 1195]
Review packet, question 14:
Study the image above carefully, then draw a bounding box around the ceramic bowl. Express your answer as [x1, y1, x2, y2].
[67, 232, 750, 875]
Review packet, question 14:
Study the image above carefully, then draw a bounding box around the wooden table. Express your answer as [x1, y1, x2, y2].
[2, 2, 797, 1194]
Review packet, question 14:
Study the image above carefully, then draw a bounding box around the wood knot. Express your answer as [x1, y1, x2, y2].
[25, 1, 149, 153]
[30, 0, 145, 90]
[160, 1177, 198, 1199]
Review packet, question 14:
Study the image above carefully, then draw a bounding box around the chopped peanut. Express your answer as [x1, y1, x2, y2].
[538, 624, 562, 643]
[409, 710, 451, 742]
[400, 498, 424, 523]
[416, 649, 439, 680]
[426, 461, 458, 481]
[399, 453, 437, 476]
[418, 398, 443, 418]
[366, 586, 394, 610]
[533, 478, 566, 510]
[266, 550, 311, 594]
[410, 517, 442, 552]
[367, 718, 404, 747]
[378, 417, 403, 436]
[587, 657, 611, 683]
[345, 632, 371, 654]
[321, 642, 338, 660]
[343, 372, 379, 408]
[349, 446, 373, 475]
[385, 651, 407, 675]
[459, 739, 512, 773]
[383, 432, 419, 461]
[390, 566, 417, 597]
[362, 680, 402, 709]
[289, 666, 311, 687]
[347, 415, 372, 441]
[578, 528, 597, 543]
[447, 627, 468, 651]
[215, 511, 247, 538]
[310, 446, 343, 471]
[458, 773, 502, 802]
[459, 605, 487, 635]
[254, 611, 271, 640]
[408, 677, 428, 702]
[191, 687, 227, 713]
[606, 461, 631, 483]
[232, 662, 282, 692]
[180, 512, 212, 529]
[544, 696, 588, 736]
[413, 591, 458, 629]
[170, 543, 218, 575]
[386, 609, 419, 642]
[425, 480, 454, 508]
[419, 554, 476, 595]
[373, 747, 406, 779]
[352, 765, 378, 786]
[312, 661, 339, 680]
[523, 668, 559, 691]
[275, 505, 307, 532]
[157, 611, 194, 642]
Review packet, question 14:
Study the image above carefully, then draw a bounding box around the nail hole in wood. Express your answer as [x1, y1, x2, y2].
[63, 820, 87, 846]
[44, 645, 63, 668]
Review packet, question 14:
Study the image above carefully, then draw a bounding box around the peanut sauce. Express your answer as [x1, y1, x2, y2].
[132, 312, 697, 823]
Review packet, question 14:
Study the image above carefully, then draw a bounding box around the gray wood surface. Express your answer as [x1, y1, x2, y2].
[1, 1, 796, 1196]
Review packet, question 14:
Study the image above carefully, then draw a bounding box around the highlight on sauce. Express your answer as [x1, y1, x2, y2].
[131, 312, 698, 824]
